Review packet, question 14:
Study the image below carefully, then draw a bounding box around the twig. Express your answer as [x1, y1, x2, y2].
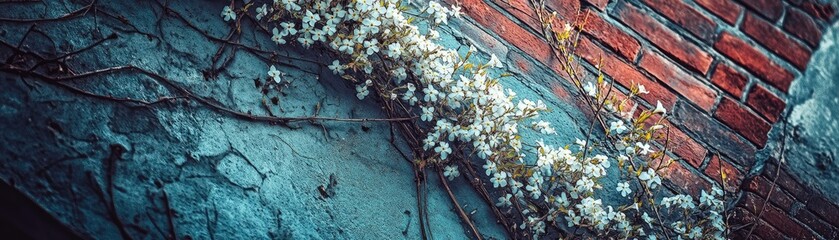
[437, 165, 484, 240]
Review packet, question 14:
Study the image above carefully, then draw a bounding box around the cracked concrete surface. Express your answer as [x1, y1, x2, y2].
[0, 0, 590, 239]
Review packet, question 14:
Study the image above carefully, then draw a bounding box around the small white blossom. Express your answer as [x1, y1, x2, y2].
[616, 181, 632, 197]
[443, 165, 460, 180]
[482, 160, 497, 176]
[255, 4, 269, 20]
[434, 141, 452, 160]
[267, 65, 282, 83]
[653, 100, 667, 115]
[491, 172, 508, 188]
[221, 6, 236, 22]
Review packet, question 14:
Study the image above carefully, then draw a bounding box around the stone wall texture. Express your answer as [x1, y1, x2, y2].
[446, 0, 839, 238]
[0, 0, 837, 239]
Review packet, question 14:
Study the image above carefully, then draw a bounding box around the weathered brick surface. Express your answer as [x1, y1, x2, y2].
[695, 0, 743, 25]
[742, 176, 796, 211]
[704, 155, 743, 192]
[576, 36, 678, 108]
[730, 207, 785, 240]
[639, 50, 718, 112]
[582, 9, 641, 60]
[795, 209, 836, 238]
[807, 196, 839, 226]
[614, 2, 713, 74]
[715, 31, 794, 92]
[784, 7, 823, 47]
[659, 160, 710, 196]
[640, 0, 717, 42]
[711, 63, 749, 97]
[672, 101, 756, 166]
[457, 0, 838, 238]
[799, 0, 837, 21]
[741, 13, 812, 70]
[746, 85, 786, 123]
[739, 0, 785, 21]
[714, 97, 771, 147]
[762, 161, 812, 201]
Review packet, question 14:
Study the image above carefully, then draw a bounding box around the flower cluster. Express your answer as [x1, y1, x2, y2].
[225, 0, 728, 238]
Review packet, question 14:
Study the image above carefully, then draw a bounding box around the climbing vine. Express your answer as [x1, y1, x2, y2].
[223, 0, 730, 239]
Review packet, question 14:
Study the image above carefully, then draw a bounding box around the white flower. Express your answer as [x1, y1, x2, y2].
[496, 193, 512, 207]
[565, 210, 581, 227]
[434, 141, 452, 160]
[443, 165, 460, 180]
[483, 160, 497, 176]
[653, 100, 667, 115]
[421, 106, 434, 122]
[641, 212, 654, 228]
[638, 168, 661, 189]
[584, 81, 597, 97]
[255, 4, 269, 20]
[636, 142, 653, 155]
[531, 121, 556, 134]
[281, 0, 301, 11]
[303, 10, 320, 27]
[486, 54, 503, 68]
[688, 226, 703, 239]
[609, 120, 628, 134]
[280, 22, 298, 36]
[267, 65, 282, 83]
[387, 42, 402, 59]
[355, 84, 369, 100]
[221, 6, 236, 22]
[450, 5, 462, 19]
[637, 84, 650, 94]
[363, 39, 380, 56]
[272, 28, 286, 44]
[491, 172, 508, 188]
[616, 181, 631, 197]
[328, 60, 344, 75]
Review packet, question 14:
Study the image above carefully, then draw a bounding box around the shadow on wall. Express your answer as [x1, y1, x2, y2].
[0, 181, 83, 240]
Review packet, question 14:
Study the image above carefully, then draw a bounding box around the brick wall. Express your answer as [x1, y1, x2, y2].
[445, 0, 838, 238]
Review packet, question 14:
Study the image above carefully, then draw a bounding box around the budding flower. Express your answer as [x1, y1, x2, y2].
[653, 100, 667, 115]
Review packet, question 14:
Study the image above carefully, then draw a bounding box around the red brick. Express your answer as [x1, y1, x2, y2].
[807, 196, 839, 226]
[614, 2, 713, 74]
[643, 114, 708, 168]
[742, 176, 796, 211]
[740, 192, 810, 238]
[714, 32, 794, 92]
[746, 85, 786, 123]
[581, 0, 608, 11]
[783, 7, 823, 48]
[800, 0, 837, 21]
[762, 161, 812, 202]
[455, 0, 554, 65]
[672, 101, 757, 166]
[740, 0, 785, 21]
[711, 63, 749, 97]
[576, 36, 678, 108]
[493, 0, 546, 32]
[730, 207, 785, 240]
[795, 209, 836, 238]
[545, 0, 583, 21]
[741, 13, 812, 70]
[640, 0, 717, 41]
[714, 97, 772, 147]
[639, 50, 718, 112]
[704, 155, 743, 192]
[695, 0, 743, 25]
[581, 9, 641, 60]
[659, 160, 710, 196]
